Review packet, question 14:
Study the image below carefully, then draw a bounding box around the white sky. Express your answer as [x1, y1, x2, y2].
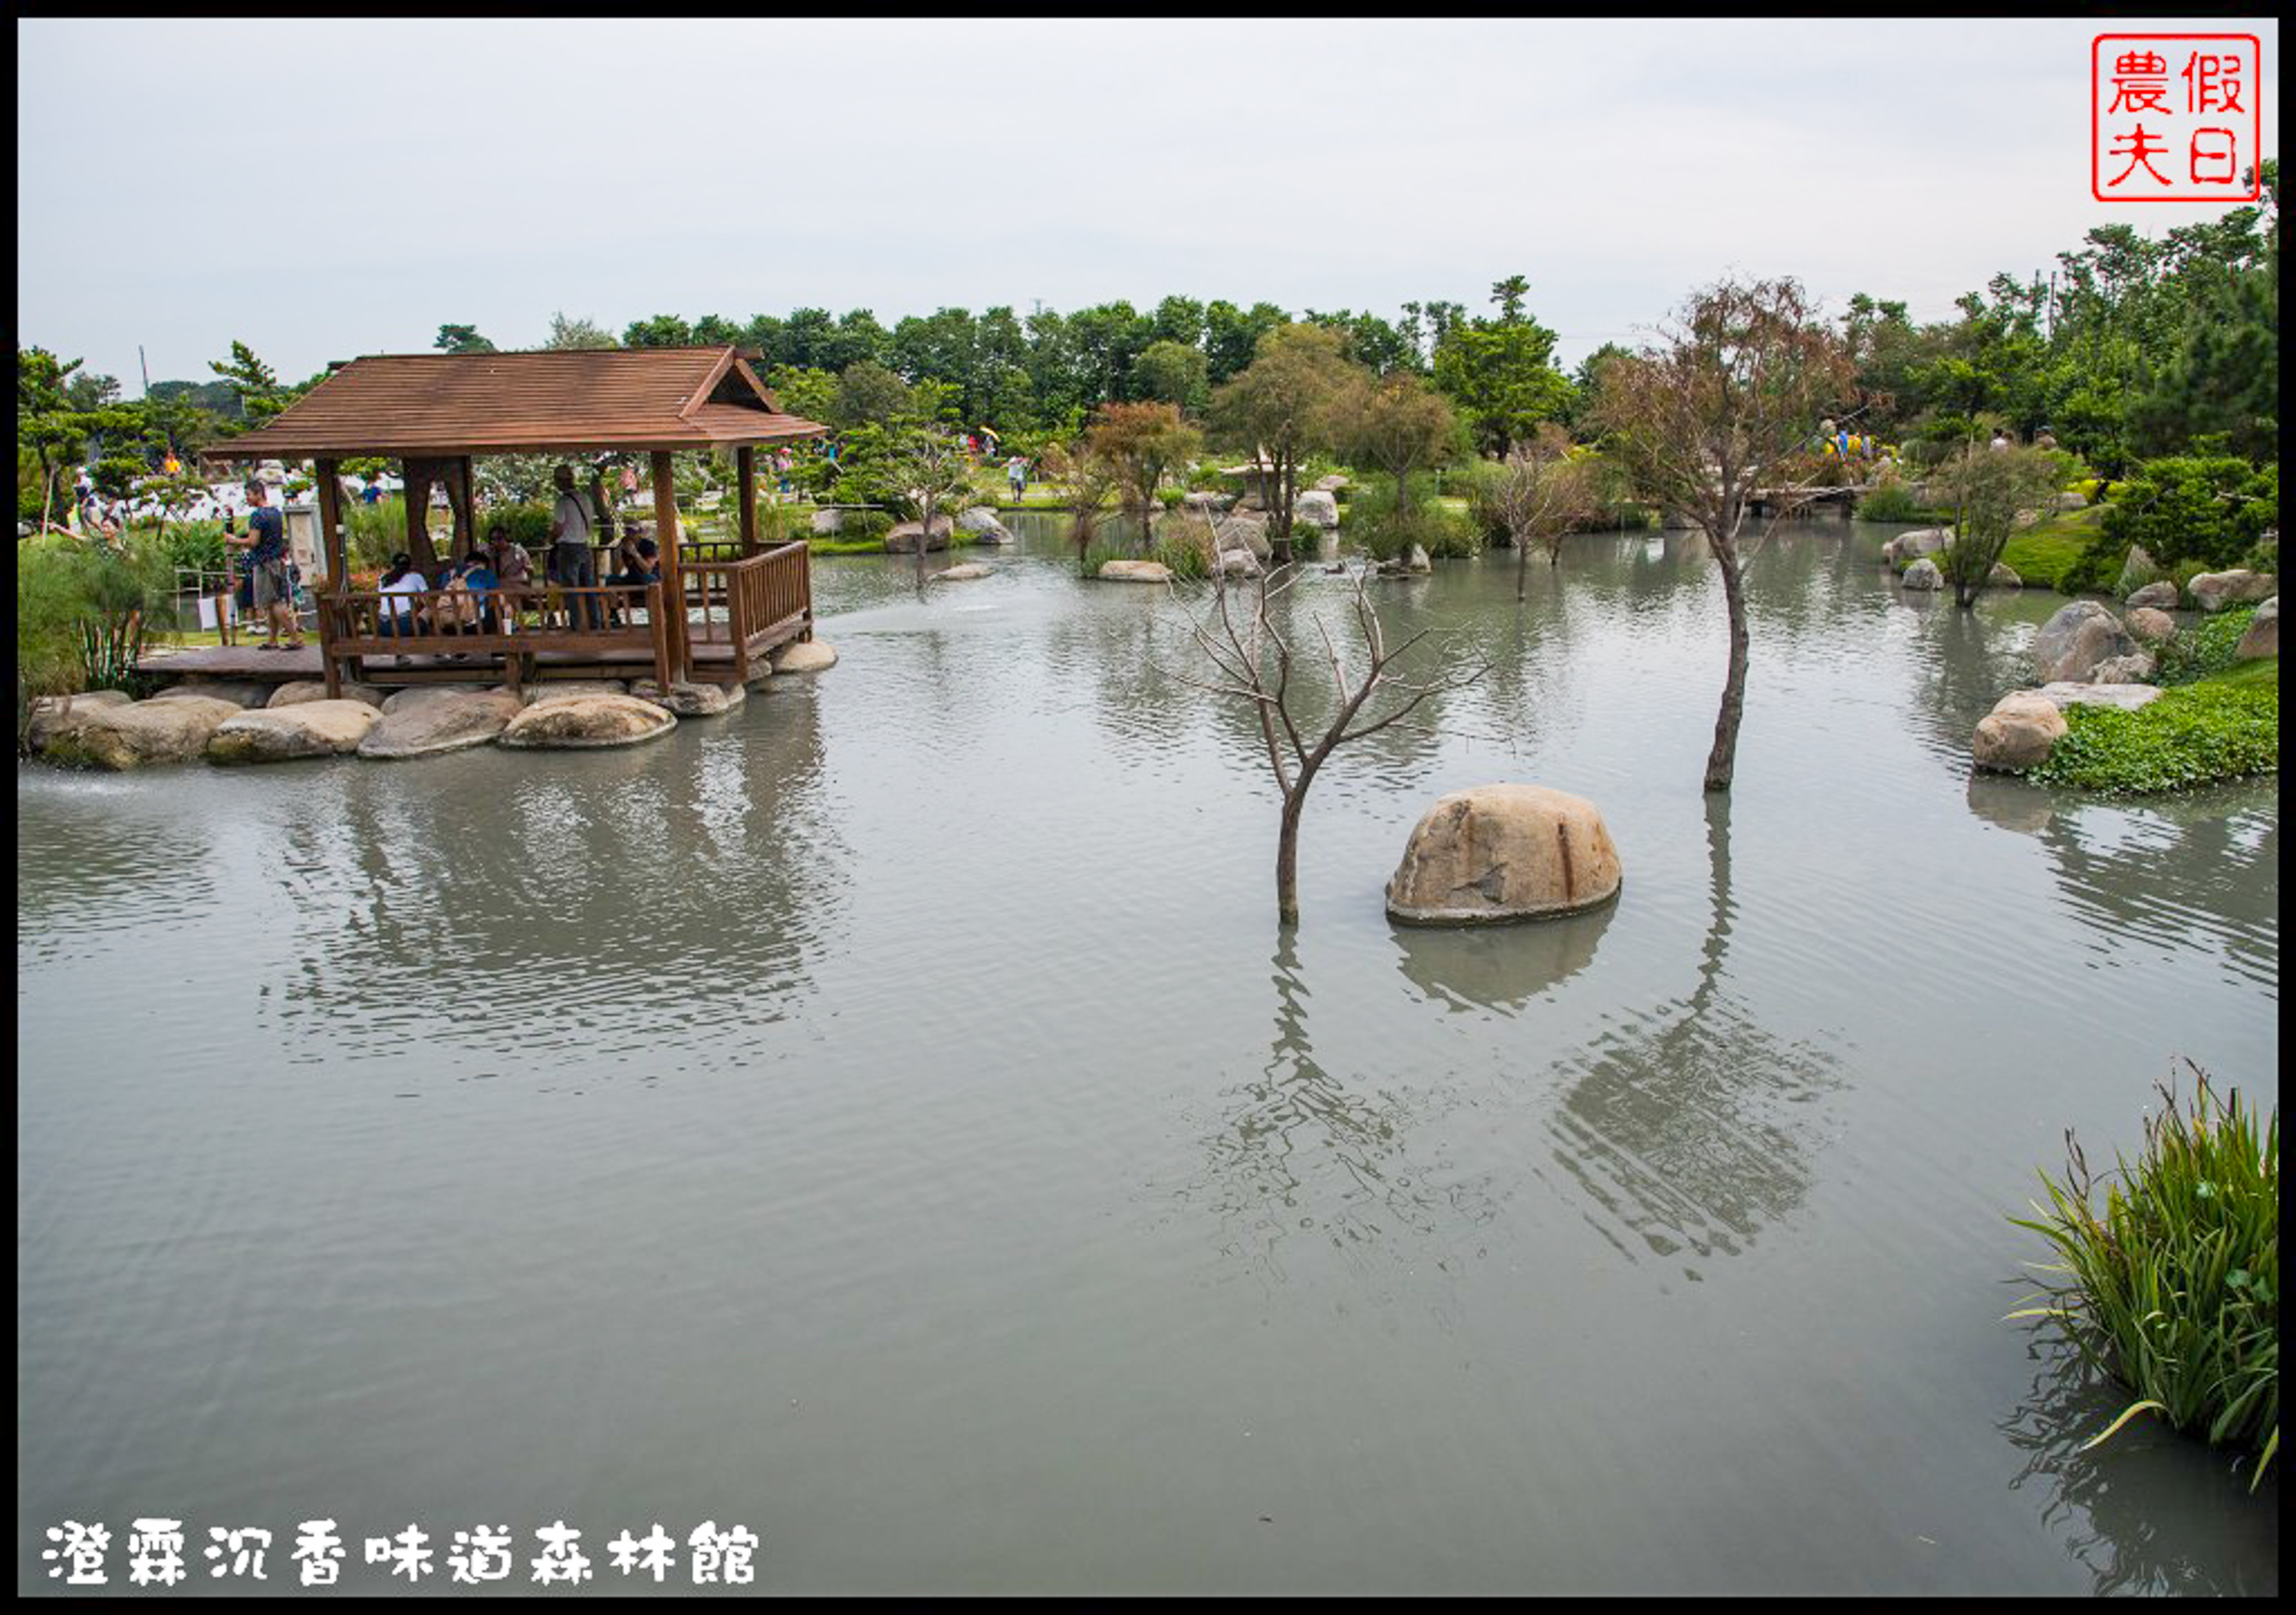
[16, 16, 2279, 390]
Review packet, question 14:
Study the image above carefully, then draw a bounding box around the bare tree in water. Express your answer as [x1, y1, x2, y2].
[1593, 276, 1852, 791]
[1490, 423, 1600, 601]
[1176, 525, 1487, 926]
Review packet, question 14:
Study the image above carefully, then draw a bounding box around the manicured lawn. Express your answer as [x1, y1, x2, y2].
[1998, 504, 2107, 591]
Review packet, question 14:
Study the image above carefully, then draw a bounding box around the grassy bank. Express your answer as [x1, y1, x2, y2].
[1997, 505, 2108, 593]
[2028, 660, 2277, 793]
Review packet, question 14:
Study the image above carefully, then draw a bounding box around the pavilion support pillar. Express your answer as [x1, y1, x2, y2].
[737, 446, 758, 557]
[453, 457, 477, 555]
[402, 459, 440, 573]
[653, 452, 687, 680]
[315, 457, 345, 700]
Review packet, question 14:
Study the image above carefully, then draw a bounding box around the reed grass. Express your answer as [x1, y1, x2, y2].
[2008, 1062, 2278, 1490]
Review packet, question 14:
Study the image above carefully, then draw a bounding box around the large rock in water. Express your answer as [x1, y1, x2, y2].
[358, 688, 524, 759]
[25, 689, 132, 752]
[497, 694, 675, 749]
[1972, 691, 2069, 773]
[1886, 528, 1949, 567]
[2031, 601, 2136, 683]
[1902, 558, 1942, 590]
[771, 639, 838, 673]
[2190, 569, 2276, 613]
[931, 562, 991, 582]
[2125, 580, 2181, 611]
[883, 515, 954, 553]
[1099, 559, 1172, 583]
[955, 506, 1012, 544]
[207, 700, 382, 764]
[2235, 595, 2278, 660]
[629, 678, 745, 717]
[153, 679, 274, 709]
[267, 680, 385, 710]
[1989, 562, 2022, 588]
[378, 683, 491, 715]
[2090, 649, 2156, 684]
[1212, 511, 1270, 559]
[42, 695, 242, 770]
[1386, 785, 1623, 925]
[1294, 490, 1340, 529]
[521, 680, 627, 706]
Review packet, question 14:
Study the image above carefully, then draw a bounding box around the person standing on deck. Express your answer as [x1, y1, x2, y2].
[223, 479, 304, 650]
[549, 463, 605, 630]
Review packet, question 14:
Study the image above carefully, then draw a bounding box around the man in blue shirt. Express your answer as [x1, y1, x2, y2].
[223, 480, 303, 649]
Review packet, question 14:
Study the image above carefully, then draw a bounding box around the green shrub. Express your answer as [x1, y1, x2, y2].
[1187, 463, 1229, 492]
[2028, 681, 2276, 793]
[1856, 481, 1925, 522]
[2098, 457, 2278, 573]
[1080, 536, 1128, 577]
[1345, 472, 1480, 561]
[2009, 1066, 2277, 1490]
[1150, 527, 1211, 580]
[1157, 486, 1186, 509]
[2156, 605, 2259, 686]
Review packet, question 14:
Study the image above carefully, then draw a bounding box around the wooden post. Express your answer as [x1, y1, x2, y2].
[653, 452, 685, 680]
[315, 457, 345, 699]
[737, 445, 758, 557]
[403, 459, 439, 572]
[457, 456, 478, 554]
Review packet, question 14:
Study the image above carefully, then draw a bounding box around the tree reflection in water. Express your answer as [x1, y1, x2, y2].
[1546, 792, 1841, 1276]
[1996, 1328, 2278, 1595]
[1178, 933, 1498, 1290]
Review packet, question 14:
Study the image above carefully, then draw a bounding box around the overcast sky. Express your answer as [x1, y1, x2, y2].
[17, 16, 2279, 390]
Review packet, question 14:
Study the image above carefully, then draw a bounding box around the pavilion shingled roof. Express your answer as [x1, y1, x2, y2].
[204, 346, 828, 460]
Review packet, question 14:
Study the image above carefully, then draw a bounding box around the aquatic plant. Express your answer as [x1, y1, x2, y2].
[2155, 605, 2260, 687]
[2027, 682, 2275, 793]
[2009, 1064, 2278, 1491]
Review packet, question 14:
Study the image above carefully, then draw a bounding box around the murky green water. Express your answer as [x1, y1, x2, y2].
[17, 520, 2277, 1593]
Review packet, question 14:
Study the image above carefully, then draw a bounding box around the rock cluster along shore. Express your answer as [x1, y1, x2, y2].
[28, 640, 836, 771]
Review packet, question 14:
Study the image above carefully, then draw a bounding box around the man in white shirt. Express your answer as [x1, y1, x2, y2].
[549, 463, 603, 629]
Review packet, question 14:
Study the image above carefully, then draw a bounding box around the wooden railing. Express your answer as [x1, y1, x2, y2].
[681, 541, 811, 683]
[319, 582, 671, 694]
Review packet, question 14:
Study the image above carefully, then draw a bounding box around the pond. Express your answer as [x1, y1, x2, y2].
[16, 519, 2278, 1594]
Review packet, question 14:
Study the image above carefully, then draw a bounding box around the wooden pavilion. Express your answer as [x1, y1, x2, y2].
[202, 347, 828, 696]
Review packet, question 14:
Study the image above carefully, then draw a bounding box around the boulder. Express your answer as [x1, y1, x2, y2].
[1989, 562, 2022, 588]
[1294, 490, 1340, 529]
[2125, 580, 2180, 611]
[267, 680, 385, 710]
[497, 694, 676, 749]
[1972, 691, 2069, 773]
[955, 507, 1012, 544]
[771, 639, 838, 673]
[1902, 558, 1943, 590]
[24, 689, 133, 752]
[2114, 544, 2163, 599]
[1313, 473, 1349, 492]
[2055, 490, 2090, 513]
[523, 680, 627, 706]
[153, 679, 274, 709]
[2234, 595, 2277, 661]
[931, 562, 992, 582]
[1895, 527, 1950, 563]
[2034, 681, 2163, 712]
[357, 688, 524, 759]
[376, 683, 494, 716]
[1181, 490, 1235, 514]
[43, 695, 242, 770]
[809, 507, 843, 536]
[2090, 650, 2156, 684]
[1099, 559, 1172, 583]
[2031, 600, 2136, 683]
[2125, 606, 2178, 643]
[1385, 784, 1623, 925]
[1211, 511, 1271, 559]
[2190, 569, 2276, 613]
[206, 700, 383, 764]
[1216, 548, 1261, 579]
[629, 678, 745, 717]
[883, 515, 954, 553]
